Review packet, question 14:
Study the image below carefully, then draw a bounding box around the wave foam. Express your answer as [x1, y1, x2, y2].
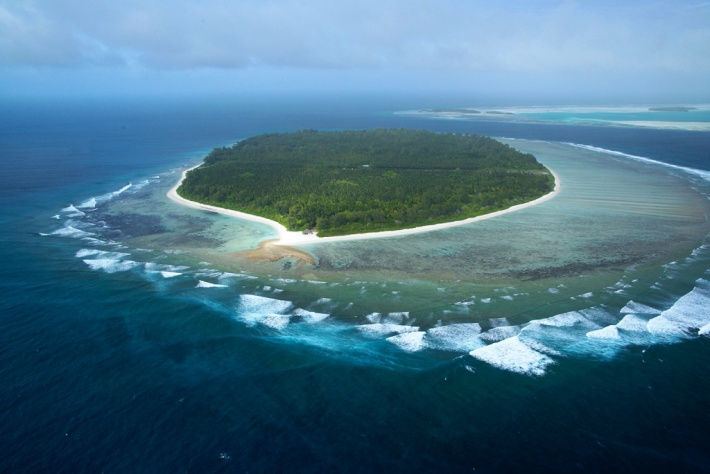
[143, 262, 187, 279]
[77, 249, 130, 259]
[646, 316, 688, 338]
[76, 183, 134, 211]
[239, 294, 294, 315]
[132, 180, 150, 190]
[518, 311, 602, 357]
[615, 314, 649, 332]
[145, 262, 189, 272]
[518, 337, 563, 357]
[568, 143, 710, 183]
[534, 310, 599, 329]
[365, 312, 382, 323]
[195, 270, 222, 279]
[218, 272, 245, 280]
[620, 301, 661, 315]
[83, 258, 139, 273]
[480, 325, 521, 342]
[586, 326, 620, 339]
[357, 323, 419, 337]
[77, 197, 97, 209]
[387, 331, 426, 352]
[81, 237, 108, 246]
[384, 312, 409, 324]
[257, 314, 291, 330]
[51, 226, 95, 238]
[60, 204, 85, 216]
[424, 323, 484, 352]
[196, 280, 228, 288]
[470, 336, 555, 376]
[237, 295, 295, 330]
[239, 312, 291, 330]
[647, 279, 710, 337]
[578, 307, 619, 326]
[387, 331, 427, 352]
[292, 308, 330, 323]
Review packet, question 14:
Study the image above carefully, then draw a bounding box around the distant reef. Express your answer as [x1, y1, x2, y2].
[178, 129, 554, 237]
[427, 108, 481, 114]
[419, 108, 515, 116]
[649, 106, 698, 112]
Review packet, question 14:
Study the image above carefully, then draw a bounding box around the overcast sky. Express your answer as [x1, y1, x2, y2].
[1, 0, 709, 103]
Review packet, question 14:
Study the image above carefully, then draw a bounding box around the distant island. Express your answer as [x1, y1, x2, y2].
[177, 129, 554, 237]
[649, 106, 698, 112]
[419, 108, 515, 116]
[428, 108, 481, 114]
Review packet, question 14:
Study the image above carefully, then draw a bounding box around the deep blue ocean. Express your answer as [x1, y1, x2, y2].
[2, 96, 710, 472]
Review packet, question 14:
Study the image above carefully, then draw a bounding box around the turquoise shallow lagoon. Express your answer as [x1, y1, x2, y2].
[4, 99, 710, 471]
[515, 107, 710, 125]
[404, 105, 710, 131]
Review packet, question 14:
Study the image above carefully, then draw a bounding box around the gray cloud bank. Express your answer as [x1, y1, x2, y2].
[1, 0, 708, 76]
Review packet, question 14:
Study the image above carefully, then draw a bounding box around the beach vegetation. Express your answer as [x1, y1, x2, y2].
[178, 129, 554, 237]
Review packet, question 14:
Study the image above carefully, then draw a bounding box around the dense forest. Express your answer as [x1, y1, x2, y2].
[178, 129, 554, 237]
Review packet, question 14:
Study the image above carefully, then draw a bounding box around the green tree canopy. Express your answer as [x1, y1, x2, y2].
[178, 129, 554, 237]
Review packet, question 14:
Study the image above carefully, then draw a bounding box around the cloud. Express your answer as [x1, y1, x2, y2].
[1, 0, 708, 78]
[0, 2, 77, 65]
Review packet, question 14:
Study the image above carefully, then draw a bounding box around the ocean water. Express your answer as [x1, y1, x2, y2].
[2, 96, 710, 472]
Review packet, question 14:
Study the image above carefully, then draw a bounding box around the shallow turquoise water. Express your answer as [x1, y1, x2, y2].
[517, 109, 710, 124]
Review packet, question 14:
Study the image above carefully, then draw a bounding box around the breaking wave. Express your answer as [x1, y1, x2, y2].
[568, 143, 710, 183]
[196, 280, 228, 288]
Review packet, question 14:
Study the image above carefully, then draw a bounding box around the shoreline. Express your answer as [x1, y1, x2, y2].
[167, 164, 561, 246]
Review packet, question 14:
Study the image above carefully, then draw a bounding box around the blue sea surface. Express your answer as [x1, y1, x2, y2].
[1, 97, 710, 472]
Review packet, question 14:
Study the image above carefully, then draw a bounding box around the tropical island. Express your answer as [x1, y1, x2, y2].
[176, 129, 555, 238]
[649, 106, 698, 112]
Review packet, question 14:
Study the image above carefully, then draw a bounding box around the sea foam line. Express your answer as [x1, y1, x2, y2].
[567, 143, 710, 183]
[72, 182, 136, 211]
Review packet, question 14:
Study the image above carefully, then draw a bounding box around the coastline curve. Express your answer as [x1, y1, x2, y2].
[167, 164, 561, 247]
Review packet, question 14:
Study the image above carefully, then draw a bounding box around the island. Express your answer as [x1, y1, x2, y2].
[426, 108, 481, 114]
[649, 106, 698, 112]
[176, 129, 555, 238]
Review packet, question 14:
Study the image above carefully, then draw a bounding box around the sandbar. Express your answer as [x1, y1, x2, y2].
[168, 164, 561, 247]
[235, 239, 317, 266]
[613, 121, 710, 132]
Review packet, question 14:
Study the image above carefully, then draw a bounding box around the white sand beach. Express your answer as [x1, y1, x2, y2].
[168, 165, 561, 247]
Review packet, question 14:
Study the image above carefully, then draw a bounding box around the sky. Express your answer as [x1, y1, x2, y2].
[1, 0, 709, 104]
